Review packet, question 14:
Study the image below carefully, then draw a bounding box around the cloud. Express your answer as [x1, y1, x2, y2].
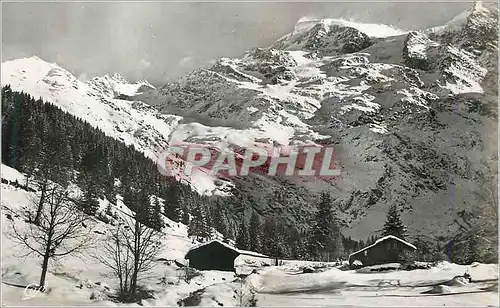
[179, 56, 194, 67]
[140, 58, 151, 69]
[77, 72, 88, 81]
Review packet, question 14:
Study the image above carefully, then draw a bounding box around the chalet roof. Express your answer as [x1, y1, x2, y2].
[237, 249, 268, 258]
[185, 240, 268, 259]
[348, 235, 417, 259]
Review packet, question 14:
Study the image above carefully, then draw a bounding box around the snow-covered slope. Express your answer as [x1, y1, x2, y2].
[0, 164, 234, 306]
[1, 56, 177, 156]
[0, 57, 234, 196]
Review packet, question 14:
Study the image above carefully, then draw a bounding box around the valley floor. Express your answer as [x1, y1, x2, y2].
[3, 262, 498, 307]
[1, 164, 498, 307]
[252, 263, 498, 307]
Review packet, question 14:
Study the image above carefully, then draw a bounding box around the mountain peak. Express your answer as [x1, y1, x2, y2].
[102, 72, 129, 83]
[87, 73, 155, 99]
[270, 17, 406, 55]
[285, 17, 405, 40]
[28, 55, 43, 61]
[426, 0, 498, 52]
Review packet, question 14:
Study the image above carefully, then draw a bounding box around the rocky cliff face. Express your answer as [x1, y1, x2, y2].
[143, 2, 498, 241]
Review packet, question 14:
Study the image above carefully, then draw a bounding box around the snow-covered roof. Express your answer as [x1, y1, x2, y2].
[348, 235, 417, 259]
[185, 240, 268, 259]
[237, 249, 268, 258]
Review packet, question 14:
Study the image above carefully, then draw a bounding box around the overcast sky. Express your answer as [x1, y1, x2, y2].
[2, 1, 472, 85]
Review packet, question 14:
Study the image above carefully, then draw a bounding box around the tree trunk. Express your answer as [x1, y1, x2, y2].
[39, 253, 50, 289]
[39, 230, 53, 289]
[34, 181, 48, 225]
[39, 204, 54, 289]
[130, 218, 140, 299]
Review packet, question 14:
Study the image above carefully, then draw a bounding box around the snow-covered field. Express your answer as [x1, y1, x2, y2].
[252, 263, 498, 307]
[1, 164, 498, 306]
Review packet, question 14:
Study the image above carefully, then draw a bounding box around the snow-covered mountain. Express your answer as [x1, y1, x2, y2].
[270, 17, 405, 53]
[0, 56, 234, 196]
[1, 1, 498, 241]
[86, 73, 156, 99]
[142, 1, 498, 240]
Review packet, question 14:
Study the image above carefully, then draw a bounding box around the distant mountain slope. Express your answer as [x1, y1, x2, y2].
[0, 56, 233, 195]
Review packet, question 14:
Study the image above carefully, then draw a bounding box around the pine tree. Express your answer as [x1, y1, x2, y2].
[135, 189, 151, 226]
[104, 175, 117, 205]
[248, 212, 262, 252]
[261, 217, 275, 256]
[310, 192, 336, 261]
[122, 184, 136, 212]
[210, 198, 230, 240]
[164, 184, 181, 222]
[187, 202, 210, 242]
[80, 184, 100, 216]
[382, 204, 408, 239]
[261, 216, 285, 264]
[151, 197, 164, 231]
[236, 219, 249, 250]
[105, 203, 114, 218]
[309, 192, 343, 261]
[181, 206, 190, 226]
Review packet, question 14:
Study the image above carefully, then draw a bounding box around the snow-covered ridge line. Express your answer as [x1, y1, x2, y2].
[286, 16, 407, 39]
[87, 73, 156, 98]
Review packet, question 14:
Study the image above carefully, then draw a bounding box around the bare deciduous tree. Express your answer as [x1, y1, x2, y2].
[94, 213, 162, 302]
[9, 185, 93, 289]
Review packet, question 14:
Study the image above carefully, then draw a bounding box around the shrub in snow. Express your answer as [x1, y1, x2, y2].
[449, 276, 469, 286]
[135, 285, 156, 300]
[402, 262, 431, 271]
[302, 266, 315, 273]
[89, 290, 108, 301]
[179, 267, 202, 284]
[424, 285, 452, 294]
[178, 289, 204, 306]
[96, 212, 110, 224]
[351, 260, 363, 269]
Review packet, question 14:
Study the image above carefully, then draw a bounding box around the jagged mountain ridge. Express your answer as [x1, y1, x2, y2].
[143, 1, 498, 241]
[86, 72, 156, 99]
[1, 2, 498, 242]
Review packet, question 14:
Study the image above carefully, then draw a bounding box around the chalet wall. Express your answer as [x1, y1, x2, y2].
[186, 242, 240, 271]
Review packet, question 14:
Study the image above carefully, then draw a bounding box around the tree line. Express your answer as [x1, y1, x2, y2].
[1, 85, 195, 230]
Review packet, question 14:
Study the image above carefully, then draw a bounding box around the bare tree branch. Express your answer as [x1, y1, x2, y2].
[7, 183, 94, 288]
